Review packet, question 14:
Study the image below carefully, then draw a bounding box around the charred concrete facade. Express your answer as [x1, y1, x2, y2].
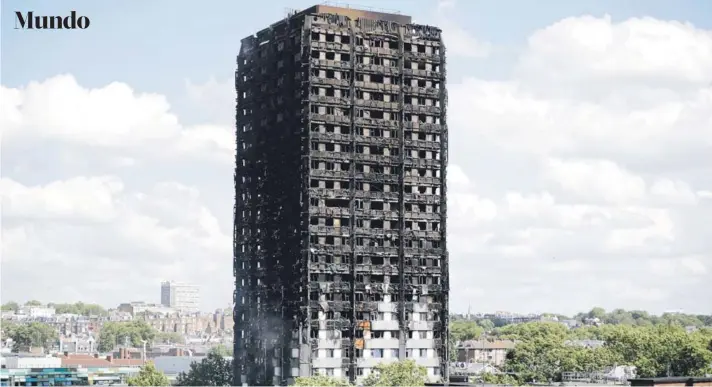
[234, 5, 448, 385]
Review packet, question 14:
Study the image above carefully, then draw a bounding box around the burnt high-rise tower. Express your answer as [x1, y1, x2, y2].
[234, 5, 448, 385]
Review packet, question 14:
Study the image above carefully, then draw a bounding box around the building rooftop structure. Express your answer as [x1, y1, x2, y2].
[59, 353, 144, 368]
[629, 377, 712, 387]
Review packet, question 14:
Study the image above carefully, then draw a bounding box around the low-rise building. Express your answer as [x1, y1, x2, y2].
[456, 340, 516, 366]
[59, 335, 97, 354]
[630, 377, 712, 387]
[60, 353, 144, 368]
[3, 356, 62, 369]
[1, 367, 90, 386]
[26, 307, 56, 319]
[153, 355, 206, 383]
[117, 302, 176, 317]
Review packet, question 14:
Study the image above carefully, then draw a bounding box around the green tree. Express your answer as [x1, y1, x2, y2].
[362, 360, 428, 386]
[52, 302, 108, 316]
[500, 322, 712, 383]
[450, 320, 484, 342]
[587, 307, 607, 320]
[494, 321, 569, 341]
[24, 300, 43, 307]
[601, 324, 712, 377]
[503, 333, 572, 382]
[0, 321, 19, 341]
[98, 321, 156, 352]
[449, 333, 458, 362]
[481, 372, 520, 385]
[9, 322, 58, 352]
[210, 344, 233, 357]
[155, 332, 185, 344]
[175, 352, 233, 386]
[478, 319, 495, 331]
[127, 362, 170, 386]
[1, 301, 19, 312]
[294, 375, 351, 386]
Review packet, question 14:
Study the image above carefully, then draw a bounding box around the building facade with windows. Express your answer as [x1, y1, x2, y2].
[234, 4, 448, 385]
[160, 281, 200, 312]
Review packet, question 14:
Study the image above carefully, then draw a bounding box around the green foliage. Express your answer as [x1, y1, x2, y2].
[50, 302, 107, 316]
[448, 333, 458, 361]
[209, 344, 233, 357]
[0, 321, 18, 340]
[480, 372, 520, 385]
[2, 300, 107, 316]
[1, 301, 19, 312]
[494, 321, 569, 341]
[127, 362, 170, 386]
[478, 318, 495, 331]
[573, 307, 711, 328]
[97, 321, 156, 352]
[362, 359, 428, 386]
[293, 375, 352, 386]
[8, 322, 58, 352]
[155, 332, 185, 344]
[175, 352, 233, 386]
[598, 324, 712, 377]
[498, 322, 712, 383]
[450, 320, 484, 342]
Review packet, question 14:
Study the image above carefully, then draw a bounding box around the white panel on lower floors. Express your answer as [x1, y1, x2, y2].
[406, 339, 435, 348]
[371, 320, 400, 331]
[377, 302, 397, 312]
[317, 348, 342, 358]
[316, 339, 342, 349]
[312, 358, 344, 368]
[408, 320, 433, 330]
[364, 338, 400, 349]
[356, 357, 399, 368]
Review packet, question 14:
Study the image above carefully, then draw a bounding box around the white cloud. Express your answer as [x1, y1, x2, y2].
[1, 176, 123, 222]
[0, 76, 235, 310]
[442, 24, 492, 59]
[1, 176, 233, 308]
[2, 12, 711, 316]
[435, 0, 492, 58]
[544, 158, 647, 205]
[518, 15, 712, 86]
[446, 15, 712, 314]
[1, 75, 234, 164]
[184, 77, 235, 126]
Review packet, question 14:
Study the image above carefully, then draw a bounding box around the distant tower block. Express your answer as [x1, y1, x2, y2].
[161, 281, 200, 312]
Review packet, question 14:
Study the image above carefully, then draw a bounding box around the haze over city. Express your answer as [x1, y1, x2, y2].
[2, 0, 711, 317]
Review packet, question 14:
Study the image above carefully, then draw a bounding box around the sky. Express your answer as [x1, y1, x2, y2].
[1, 0, 711, 316]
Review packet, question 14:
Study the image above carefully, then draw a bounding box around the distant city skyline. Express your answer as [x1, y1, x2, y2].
[1, 0, 710, 315]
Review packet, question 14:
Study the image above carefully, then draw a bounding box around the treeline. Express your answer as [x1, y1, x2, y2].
[572, 307, 712, 327]
[0, 321, 58, 352]
[97, 321, 189, 352]
[451, 307, 712, 336]
[0, 320, 184, 353]
[450, 320, 712, 384]
[1, 300, 108, 316]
